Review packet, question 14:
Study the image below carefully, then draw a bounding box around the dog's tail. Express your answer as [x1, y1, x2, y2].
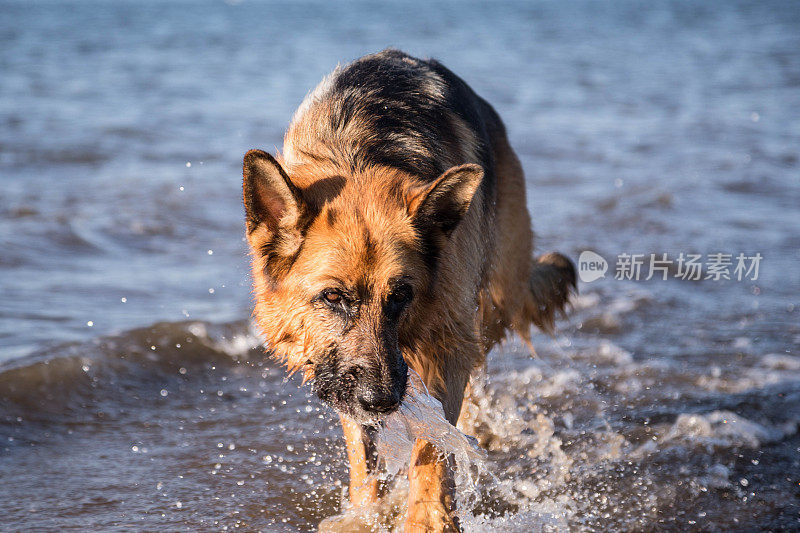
[526, 252, 577, 334]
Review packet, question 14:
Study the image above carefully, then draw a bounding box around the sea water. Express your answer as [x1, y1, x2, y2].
[1, 1, 799, 530]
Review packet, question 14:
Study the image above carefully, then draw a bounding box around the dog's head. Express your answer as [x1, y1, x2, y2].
[242, 149, 482, 423]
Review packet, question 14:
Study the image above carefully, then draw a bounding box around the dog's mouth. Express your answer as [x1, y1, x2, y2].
[318, 385, 406, 424]
[308, 345, 409, 422]
[312, 365, 408, 423]
[316, 392, 399, 424]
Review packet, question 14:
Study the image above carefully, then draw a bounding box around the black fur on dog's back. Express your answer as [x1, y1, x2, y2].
[287, 49, 501, 207]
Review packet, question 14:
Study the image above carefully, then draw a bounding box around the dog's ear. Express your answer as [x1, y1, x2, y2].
[406, 163, 483, 237]
[243, 150, 307, 279]
[243, 149, 302, 233]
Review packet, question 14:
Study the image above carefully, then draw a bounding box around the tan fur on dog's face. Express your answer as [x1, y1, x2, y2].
[243, 149, 482, 422]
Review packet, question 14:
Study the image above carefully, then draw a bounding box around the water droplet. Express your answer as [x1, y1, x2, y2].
[160, 389, 168, 397]
[86, 321, 94, 327]
[185, 162, 192, 168]
[207, 249, 214, 255]
[120, 297, 127, 303]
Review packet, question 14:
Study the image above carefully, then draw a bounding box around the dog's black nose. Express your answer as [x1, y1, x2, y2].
[357, 389, 400, 414]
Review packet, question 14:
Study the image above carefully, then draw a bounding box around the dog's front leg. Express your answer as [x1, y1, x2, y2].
[405, 368, 469, 532]
[340, 414, 380, 507]
[405, 439, 460, 532]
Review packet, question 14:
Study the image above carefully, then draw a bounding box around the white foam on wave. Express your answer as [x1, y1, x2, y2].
[760, 353, 800, 371]
[186, 320, 265, 358]
[460, 506, 569, 533]
[660, 410, 797, 449]
[212, 322, 265, 358]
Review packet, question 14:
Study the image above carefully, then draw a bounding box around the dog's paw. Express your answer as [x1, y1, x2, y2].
[404, 502, 461, 533]
[319, 508, 382, 533]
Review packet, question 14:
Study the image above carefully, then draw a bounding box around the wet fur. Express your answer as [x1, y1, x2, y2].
[243, 49, 576, 530]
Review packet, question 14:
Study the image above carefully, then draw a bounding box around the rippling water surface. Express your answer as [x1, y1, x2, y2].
[1, 1, 798, 530]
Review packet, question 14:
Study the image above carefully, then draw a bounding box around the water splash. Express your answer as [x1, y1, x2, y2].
[374, 369, 488, 509]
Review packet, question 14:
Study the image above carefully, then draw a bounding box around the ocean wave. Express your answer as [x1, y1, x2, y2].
[0, 319, 265, 423]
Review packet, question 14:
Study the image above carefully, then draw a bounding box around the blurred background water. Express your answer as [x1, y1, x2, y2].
[1, 0, 798, 531]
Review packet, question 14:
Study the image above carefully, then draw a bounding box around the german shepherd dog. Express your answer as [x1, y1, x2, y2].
[242, 50, 575, 531]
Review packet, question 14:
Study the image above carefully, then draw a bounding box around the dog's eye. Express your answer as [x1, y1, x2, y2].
[323, 290, 343, 304]
[387, 284, 413, 312]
